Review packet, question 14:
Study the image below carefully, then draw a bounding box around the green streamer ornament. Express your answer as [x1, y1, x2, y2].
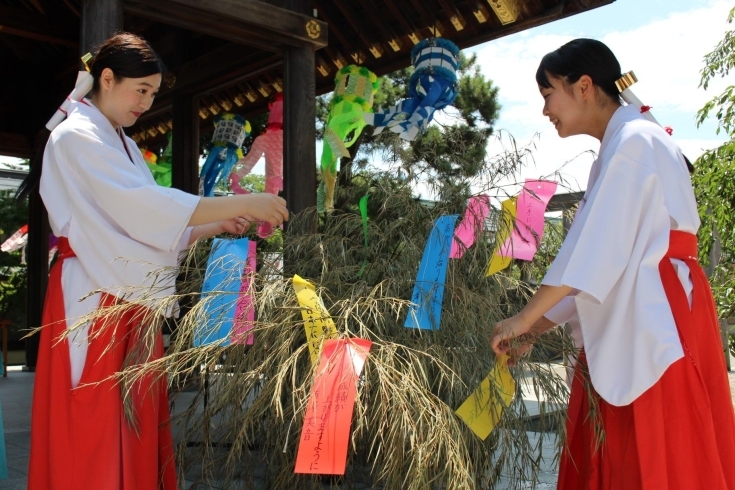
[320, 65, 379, 211]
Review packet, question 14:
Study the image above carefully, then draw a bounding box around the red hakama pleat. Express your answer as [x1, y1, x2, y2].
[557, 231, 735, 489]
[28, 238, 177, 490]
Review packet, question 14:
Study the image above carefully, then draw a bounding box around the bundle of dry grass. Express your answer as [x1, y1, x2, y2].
[58, 138, 581, 489]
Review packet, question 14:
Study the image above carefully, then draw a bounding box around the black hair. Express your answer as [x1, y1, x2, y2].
[536, 38, 694, 173]
[536, 38, 621, 103]
[15, 32, 165, 202]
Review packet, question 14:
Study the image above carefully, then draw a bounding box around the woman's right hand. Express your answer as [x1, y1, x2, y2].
[239, 193, 289, 225]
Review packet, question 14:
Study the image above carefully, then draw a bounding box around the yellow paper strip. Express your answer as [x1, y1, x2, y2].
[293, 275, 339, 364]
[456, 355, 515, 440]
[486, 197, 517, 276]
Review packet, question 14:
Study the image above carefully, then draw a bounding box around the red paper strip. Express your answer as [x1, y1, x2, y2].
[294, 338, 372, 475]
[232, 240, 257, 345]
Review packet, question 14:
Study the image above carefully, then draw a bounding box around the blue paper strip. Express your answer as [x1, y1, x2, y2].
[194, 237, 250, 347]
[405, 215, 458, 330]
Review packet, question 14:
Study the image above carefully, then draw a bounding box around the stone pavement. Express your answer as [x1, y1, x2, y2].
[1, 366, 733, 489]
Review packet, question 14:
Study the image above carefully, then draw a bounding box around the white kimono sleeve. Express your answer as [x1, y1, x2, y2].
[54, 128, 199, 252]
[542, 152, 669, 305]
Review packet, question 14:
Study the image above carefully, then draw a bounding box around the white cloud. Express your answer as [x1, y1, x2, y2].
[468, 0, 733, 191]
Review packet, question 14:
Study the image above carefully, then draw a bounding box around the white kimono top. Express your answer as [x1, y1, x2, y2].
[542, 104, 700, 406]
[40, 99, 200, 386]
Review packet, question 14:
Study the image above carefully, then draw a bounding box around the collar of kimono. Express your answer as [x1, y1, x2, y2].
[599, 104, 642, 160]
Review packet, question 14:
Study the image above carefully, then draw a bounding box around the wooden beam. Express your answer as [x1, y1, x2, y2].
[123, 0, 327, 50]
[0, 5, 78, 47]
[0, 132, 34, 159]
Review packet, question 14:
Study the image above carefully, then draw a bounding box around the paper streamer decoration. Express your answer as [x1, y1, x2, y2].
[231, 240, 257, 345]
[293, 275, 339, 364]
[1, 224, 28, 253]
[200, 114, 250, 196]
[229, 93, 284, 238]
[450, 195, 490, 259]
[142, 134, 173, 187]
[366, 38, 459, 141]
[319, 65, 379, 212]
[358, 194, 369, 277]
[499, 180, 557, 261]
[46, 70, 94, 131]
[405, 215, 458, 330]
[294, 338, 372, 475]
[456, 355, 515, 440]
[194, 238, 251, 347]
[485, 198, 517, 276]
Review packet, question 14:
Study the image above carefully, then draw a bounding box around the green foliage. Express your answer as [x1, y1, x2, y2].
[697, 7, 735, 136]
[0, 189, 28, 339]
[694, 6, 735, 353]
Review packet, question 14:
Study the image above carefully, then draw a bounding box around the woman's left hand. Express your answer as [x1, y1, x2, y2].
[490, 314, 533, 357]
[220, 216, 252, 235]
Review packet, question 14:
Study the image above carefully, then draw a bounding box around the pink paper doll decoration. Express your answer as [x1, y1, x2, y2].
[229, 93, 284, 238]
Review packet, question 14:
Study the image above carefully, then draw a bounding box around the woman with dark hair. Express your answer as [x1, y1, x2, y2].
[26, 33, 288, 489]
[490, 39, 735, 489]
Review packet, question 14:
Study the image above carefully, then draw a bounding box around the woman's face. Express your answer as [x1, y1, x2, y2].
[96, 69, 162, 128]
[538, 73, 585, 138]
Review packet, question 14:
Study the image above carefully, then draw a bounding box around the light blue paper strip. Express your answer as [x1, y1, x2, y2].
[194, 237, 250, 347]
[405, 215, 458, 330]
[0, 354, 7, 479]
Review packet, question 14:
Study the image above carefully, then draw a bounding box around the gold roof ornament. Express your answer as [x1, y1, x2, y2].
[487, 0, 519, 25]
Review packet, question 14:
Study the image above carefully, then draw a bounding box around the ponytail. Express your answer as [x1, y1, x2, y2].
[14, 32, 165, 202]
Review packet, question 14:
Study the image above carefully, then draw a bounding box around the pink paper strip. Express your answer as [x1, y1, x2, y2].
[450, 195, 490, 259]
[232, 240, 257, 345]
[499, 180, 557, 261]
[295, 338, 372, 475]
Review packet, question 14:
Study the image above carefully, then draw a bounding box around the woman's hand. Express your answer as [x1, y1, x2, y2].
[220, 216, 252, 236]
[490, 314, 533, 357]
[238, 193, 288, 226]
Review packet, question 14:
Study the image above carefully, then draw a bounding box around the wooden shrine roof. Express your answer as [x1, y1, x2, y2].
[0, 0, 614, 156]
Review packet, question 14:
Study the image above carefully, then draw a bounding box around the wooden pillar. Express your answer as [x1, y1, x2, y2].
[283, 0, 317, 231]
[172, 93, 200, 194]
[25, 0, 123, 369]
[81, 0, 123, 52]
[24, 190, 48, 370]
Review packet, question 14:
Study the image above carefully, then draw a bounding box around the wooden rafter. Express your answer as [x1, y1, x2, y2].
[0, 4, 78, 47]
[123, 0, 327, 51]
[328, 1, 385, 59]
[381, 0, 422, 44]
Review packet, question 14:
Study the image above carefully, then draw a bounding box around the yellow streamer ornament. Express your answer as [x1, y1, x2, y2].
[455, 355, 515, 440]
[292, 275, 339, 364]
[485, 196, 518, 276]
[319, 65, 379, 211]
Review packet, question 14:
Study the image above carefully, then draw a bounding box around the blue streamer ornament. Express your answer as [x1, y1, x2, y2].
[367, 38, 460, 141]
[200, 114, 250, 196]
[405, 214, 458, 330]
[194, 237, 251, 346]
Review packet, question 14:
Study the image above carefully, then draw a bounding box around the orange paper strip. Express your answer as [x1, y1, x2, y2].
[294, 338, 372, 475]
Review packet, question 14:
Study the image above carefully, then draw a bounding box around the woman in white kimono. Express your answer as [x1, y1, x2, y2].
[17, 33, 288, 490]
[490, 39, 735, 489]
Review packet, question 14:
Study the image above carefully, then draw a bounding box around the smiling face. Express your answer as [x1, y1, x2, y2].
[93, 68, 162, 129]
[538, 73, 587, 139]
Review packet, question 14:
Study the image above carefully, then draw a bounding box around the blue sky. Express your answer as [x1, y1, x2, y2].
[461, 0, 734, 197]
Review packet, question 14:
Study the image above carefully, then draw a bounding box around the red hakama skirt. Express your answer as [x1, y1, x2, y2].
[557, 231, 735, 489]
[28, 238, 177, 489]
